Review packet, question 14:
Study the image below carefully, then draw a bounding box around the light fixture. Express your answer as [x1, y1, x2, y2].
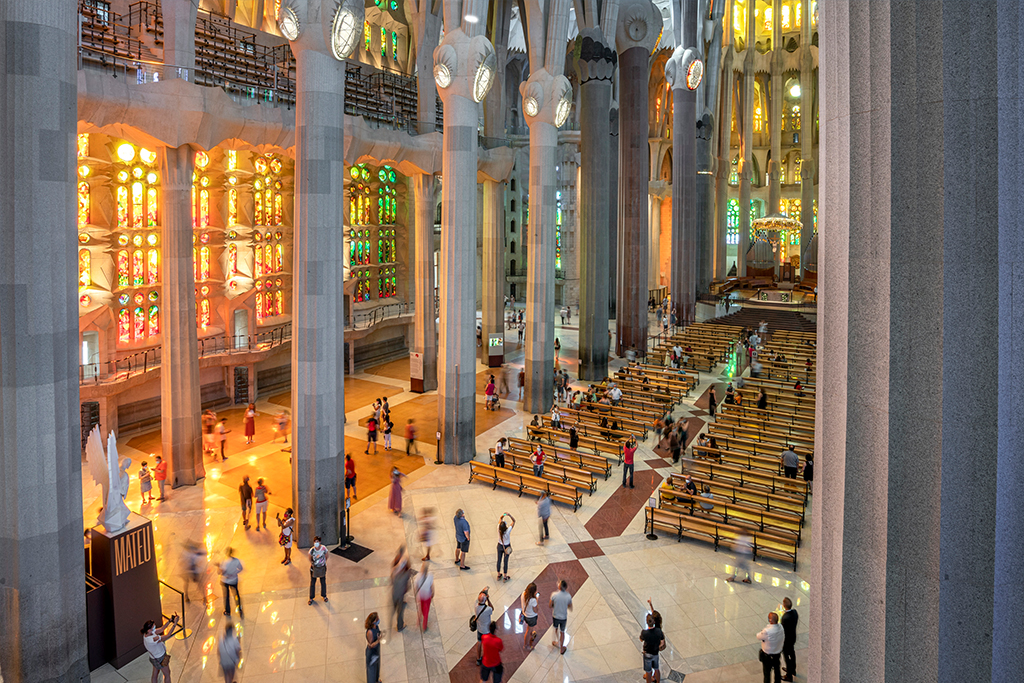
[116, 143, 136, 162]
[331, 6, 359, 60]
[279, 5, 300, 41]
[523, 96, 540, 118]
[790, 83, 801, 98]
[78, 165, 90, 178]
[434, 63, 451, 89]
[685, 58, 704, 90]
[465, 14, 479, 24]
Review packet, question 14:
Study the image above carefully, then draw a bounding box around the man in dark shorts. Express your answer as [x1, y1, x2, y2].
[238, 476, 253, 530]
[365, 415, 378, 454]
[480, 620, 504, 683]
[640, 600, 666, 683]
[454, 509, 471, 570]
[345, 453, 357, 499]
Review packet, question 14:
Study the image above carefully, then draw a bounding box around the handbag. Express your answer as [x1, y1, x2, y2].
[278, 532, 288, 546]
[311, 564, 326, 578]
[504, 544, 512, 556]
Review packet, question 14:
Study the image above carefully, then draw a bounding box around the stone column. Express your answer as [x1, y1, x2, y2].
[813, 1, 1024, 680]
[411, 173, 437, 391]
[409, 0, 442, 133]
[608, 104, 619, 320]
[696, 0, 727, 292]
[648, 192, 661, 289]
[615, 0, 662, 355]
[0, 1, 88, 680]
[666, 3, 698, 325]
[737, 3, 755, 277]
[434, 2, 495, 462]
[575, 31, 615, 380]
[714, 66, 734, 279]
[767, 0, 782, 214]
[481, 180, 504, 365]
[162, 0, 199, 77]
[285, 2, 350, 546]
[798, 0, 814, 276]
[159, 145, 204, 486]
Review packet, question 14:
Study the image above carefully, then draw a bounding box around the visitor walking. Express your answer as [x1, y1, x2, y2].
[550, 580, 573, 655]
[217, 622, 242, 683]
[365, 612, 382, 683]
[182, 541, 206, 603]
[725, 534, 752, 583]
[419, 507, 436, 561]
[273, 410, 289, 443]
[383, 418, 393, 451]
[756, 612, 785, 683]
[623, 436, 637, 488]
[253, 478, 270, 530]
[495, 513, 516, 581]
[803, 454, 814, 495]
[708, 386, 717, 419]
[243, 403, 256, 444]
[308, 536, 329, 605]
[494, 437, 508, 468]
[387, 466, 405, 515]
[554, 338, 561, 363]
[781, 445, 800, 479]
[216, 418, 230, 461]
[203, 409, 217, 455]
[141, 615, 179, 683]
[521, 582, 539, 649]
[480, 620, 504, 683]
[238, 475, 253, 530]
[365, 414, 378, 454]
[139, 461, 153, 504]
[454, 509, 471, 570]
[218, 547, 243, 618]
[390, 546, 412, 632]
[405, 418, 419, 455]
[536, 492, 551, 546]
[153, 455, 167, 501]
[518, 368, 526, 399]
[277, 508, 295, 565]
[345, 454, 358, 499]
[415, 560, 434, 630]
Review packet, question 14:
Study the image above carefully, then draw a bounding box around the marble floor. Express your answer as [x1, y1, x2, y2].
[88, 308, 811, 683]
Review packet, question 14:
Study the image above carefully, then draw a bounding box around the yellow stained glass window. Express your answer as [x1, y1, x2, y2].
[78, 182, 90, 227]
[79, 249, 91, 289]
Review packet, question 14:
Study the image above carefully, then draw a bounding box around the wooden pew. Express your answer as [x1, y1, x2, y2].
[540, 416, 633, 443]
[559, 407, 649, 439]
[489, 448, 597, 494]
[507, 437, 613, 479]
[658, 485, 803, 544]
[527, 425, 623, 463]
[686, 458, 809, 501]
[468, 461, 582, 511]
[666, 472, 805, 520]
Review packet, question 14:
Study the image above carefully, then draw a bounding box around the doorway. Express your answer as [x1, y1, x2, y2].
[233, 309, 248, 349]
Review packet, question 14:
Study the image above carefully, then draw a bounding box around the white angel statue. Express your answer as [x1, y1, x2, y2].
[84, 426, 133, 533]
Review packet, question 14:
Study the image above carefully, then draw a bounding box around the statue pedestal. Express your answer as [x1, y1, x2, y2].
[89, 513, 163, 668]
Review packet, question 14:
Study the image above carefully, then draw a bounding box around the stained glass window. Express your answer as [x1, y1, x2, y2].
[198, 298, 210, 330]
[364, 21, 371, 52]
[782, 5, 791, 29]
[754, 106, 763, 133]
[228, 188, 237, 225]
[117, 249, 129, 287]
[392, 31, 398, 61]
[226, 150, 237, 171]
[275, 289, 283, 316]
[380, 27, 386, 57]
[132, 182, 144, 229]
[78, 182, 90, 227]
[274, 243, 283, 272]
[555, 190, 563, 269]
[77, 133, 89, 158]
[79, 249, 91, 289]
[727, 199, 740, 245]
[133, 307, 145, 340]
[132, 249, 144, 286]
[227, 243, 237, 274]
[147, 187, 158, 226]
[118, 309, 130, 342]
[199, 246, 211, 281]
[147, 248, 159, 284]
[147, 305, 159, 336]
[117, 185, 128, 227]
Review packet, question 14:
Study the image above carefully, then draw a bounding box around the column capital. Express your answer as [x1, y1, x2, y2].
[279, 0, 364, 59]
[433, 28, 497, 106]
[665, 45, 703, 93]
[521, 68, 573, 129]
[575, 29, 617, 83]
[615, 0, 663, 55]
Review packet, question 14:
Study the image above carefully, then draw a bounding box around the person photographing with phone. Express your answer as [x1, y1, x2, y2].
[141, 614, 180, 683]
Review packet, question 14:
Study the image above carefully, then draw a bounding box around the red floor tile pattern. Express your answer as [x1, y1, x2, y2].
[583, 470, 664, 540]
[447, 560, 588, 683]
[568, 540, 604, 560]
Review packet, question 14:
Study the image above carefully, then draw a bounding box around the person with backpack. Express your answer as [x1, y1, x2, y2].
[472, 589, 494, 665]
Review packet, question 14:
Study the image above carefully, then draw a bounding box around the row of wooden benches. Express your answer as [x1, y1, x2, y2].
[469, 462, 582, 511]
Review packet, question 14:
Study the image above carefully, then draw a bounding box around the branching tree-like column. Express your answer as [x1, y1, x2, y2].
[281, 0, 363, 545]
[614, 0, 662, 355]
[521, 0, 572, 413]
[737, 0, 755, 277]
[433, 0, 496, 462]
[159, 144, 204, 486]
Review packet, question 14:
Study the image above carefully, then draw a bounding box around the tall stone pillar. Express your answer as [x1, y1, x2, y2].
[409, 0, 442, 134]
[767, 0, 782, 214]
[520, 0, 571, 413]
[284, 0, 358, 546]
[615, 0, 661, 355]
[162, 0, 199, 77]
[433, 1, 496, 462]
[648, 192, 662, 289]
[159, 145, 204, 486]
[695, 0, 727, 293]
[0, 1, 88, 680]
[714, 67, 734, 279]
[798, 0, 814, 276]
[608, 104, 619, 320]
[666, 1, 699, 324]
[411, 173, 437, 391]
[813, 1, 1024, 680]
[575, 29, 615, 380]
[481, 180, 504, 364]
[737, 3, 755, 277]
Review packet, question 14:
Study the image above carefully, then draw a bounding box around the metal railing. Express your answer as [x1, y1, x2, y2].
[349, 301, 414, 330]
[79, 322, 292, 385]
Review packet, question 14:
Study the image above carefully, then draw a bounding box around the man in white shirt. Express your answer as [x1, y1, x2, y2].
[474, 590, 494, 665]
[550, 580, 573, 655]
[610, 386, 622, 405]
[142, 615, 179, 683]
[219, 547, 244, 618]
[756, 612, 785, 683]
